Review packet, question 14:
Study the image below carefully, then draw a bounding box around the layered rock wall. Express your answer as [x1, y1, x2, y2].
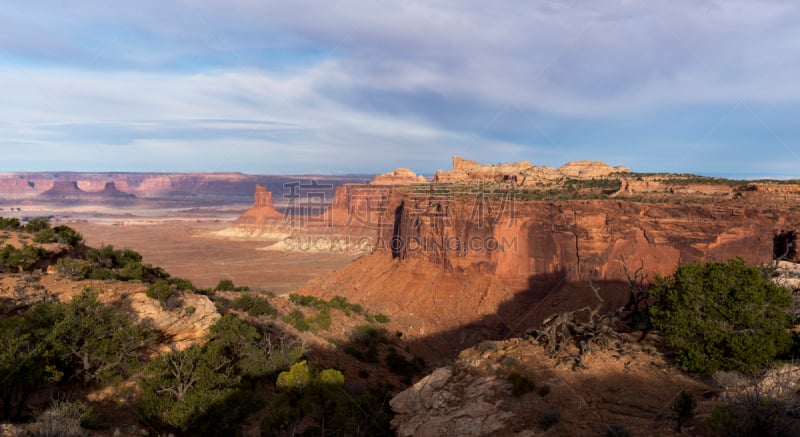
[434, 156, 630, 185]
[379, 195, 798, 282]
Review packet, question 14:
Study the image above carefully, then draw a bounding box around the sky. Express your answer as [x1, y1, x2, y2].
[1, 1, 799, 177]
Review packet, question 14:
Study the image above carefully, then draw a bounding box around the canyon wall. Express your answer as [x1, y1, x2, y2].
[299, 158, 800, 348]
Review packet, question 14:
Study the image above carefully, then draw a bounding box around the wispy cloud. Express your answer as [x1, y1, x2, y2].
[0, 0, 798, 176]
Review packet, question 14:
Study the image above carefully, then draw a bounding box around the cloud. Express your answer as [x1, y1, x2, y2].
[0, 0, 799, 175]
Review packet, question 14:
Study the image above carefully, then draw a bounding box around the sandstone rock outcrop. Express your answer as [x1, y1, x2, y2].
[434, 156, 629, 185]
[559, 160, 630, 178]
[371, 168, 427, 185]
[390, 366, 513, 437]
[123, 291, 220, 350]
[390, 337, 711, 436]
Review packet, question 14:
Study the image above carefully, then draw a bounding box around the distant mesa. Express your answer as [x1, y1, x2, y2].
[40, 180, 135, 202]
[371, 168, 427, 185]
[434, 155, 630, 184]
[558, 160, 631, 178]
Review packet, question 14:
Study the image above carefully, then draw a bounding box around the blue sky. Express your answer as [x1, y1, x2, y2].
[1, 0, 799, 177]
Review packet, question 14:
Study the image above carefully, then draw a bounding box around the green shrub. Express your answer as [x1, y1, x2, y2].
[539, 410, 561, 430]
[328, 295, 364, 315]
[88, 268, 116, 280]
[231, 294, 277, 318]
[24, 217, 51, 233]
[53, 225, 83, 247]
[33, 228, 55, 243]
[169, 277, 194, 291]
[308, 307, 332, 331]
[352, 325, 389, 346]
[214, 278, 249, 292]
[56, 257, 90, 279]
[507, 370, 535, 396]
[536, 384, 551, 397]
[673, 390, 696, 432]
[289, 293, 327, 309]
[215, 279, 236, 291]
[265, 362, 392, 436]
[0, 244, 46, 272]
[276, 360, 313, 391]
[373, 313, 390, 323]
[117, 261, 144, 281]
[476, 340, 498, 354]
[0, 217, 21, 230]
[140, 314, 300, 433]
[284, 309, 311, 332]
[146, 279, 173, 301]
[384, 349, 424, 379]
[650, 258, 793, 373]
[50, 288, 151, 385]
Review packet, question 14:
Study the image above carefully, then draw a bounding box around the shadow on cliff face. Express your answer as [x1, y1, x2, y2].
[329, 269, 640, 368]
[774, 230, 798, 261]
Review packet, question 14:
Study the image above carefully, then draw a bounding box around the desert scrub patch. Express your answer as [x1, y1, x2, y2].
[231, 294, 277, 318]
[284, 309, 311, 332]
[215, 278, 250, 292]
[539, 410, 561, 430]
[507, 370, 535, 396]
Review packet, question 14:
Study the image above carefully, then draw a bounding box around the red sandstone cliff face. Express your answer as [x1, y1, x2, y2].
[381, 195, 796, 281]
[303, 189, 800, 350]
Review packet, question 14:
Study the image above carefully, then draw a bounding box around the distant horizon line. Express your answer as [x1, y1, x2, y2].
[0, 169, 797, 182]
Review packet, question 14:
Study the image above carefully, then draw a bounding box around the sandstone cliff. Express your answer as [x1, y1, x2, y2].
[372, 168, 427, 185]
[302, 177, 800, 350]
[39, 181, 136, 202]
[433, 156, 630, 185]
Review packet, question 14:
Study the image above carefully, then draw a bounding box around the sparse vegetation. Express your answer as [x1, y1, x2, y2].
[0, 289, 153, 420]
[35, 399, 93, 437]
[215, 278, 249, 292]
[140, 314, 305, 433]
[146, 279, 173, 302]
[707, 365, 800, 436]
[507, 370, 535, 396]
[0, 217, 22, 230]
[673, 390, 696, 432]
[283, 309, 311, 332]
[0, 244, 46, 272]
[606, 424, 631, 437]
[539, 410, 561, 430]
[231, 294, 277, 318]
[264, 360, 393, 436]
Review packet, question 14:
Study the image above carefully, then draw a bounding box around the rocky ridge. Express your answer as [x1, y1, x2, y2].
[433, 156, 630, 185]
[371, 168, 427, 185]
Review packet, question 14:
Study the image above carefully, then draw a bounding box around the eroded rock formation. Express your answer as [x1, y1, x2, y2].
[39, 181, 135, 202]
[303, 160, 800, 348]
[433, 156, 630, 185]
[372, 168, 427, 185]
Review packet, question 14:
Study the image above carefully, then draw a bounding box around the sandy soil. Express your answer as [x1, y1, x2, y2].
[67, 220, 357, 293]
